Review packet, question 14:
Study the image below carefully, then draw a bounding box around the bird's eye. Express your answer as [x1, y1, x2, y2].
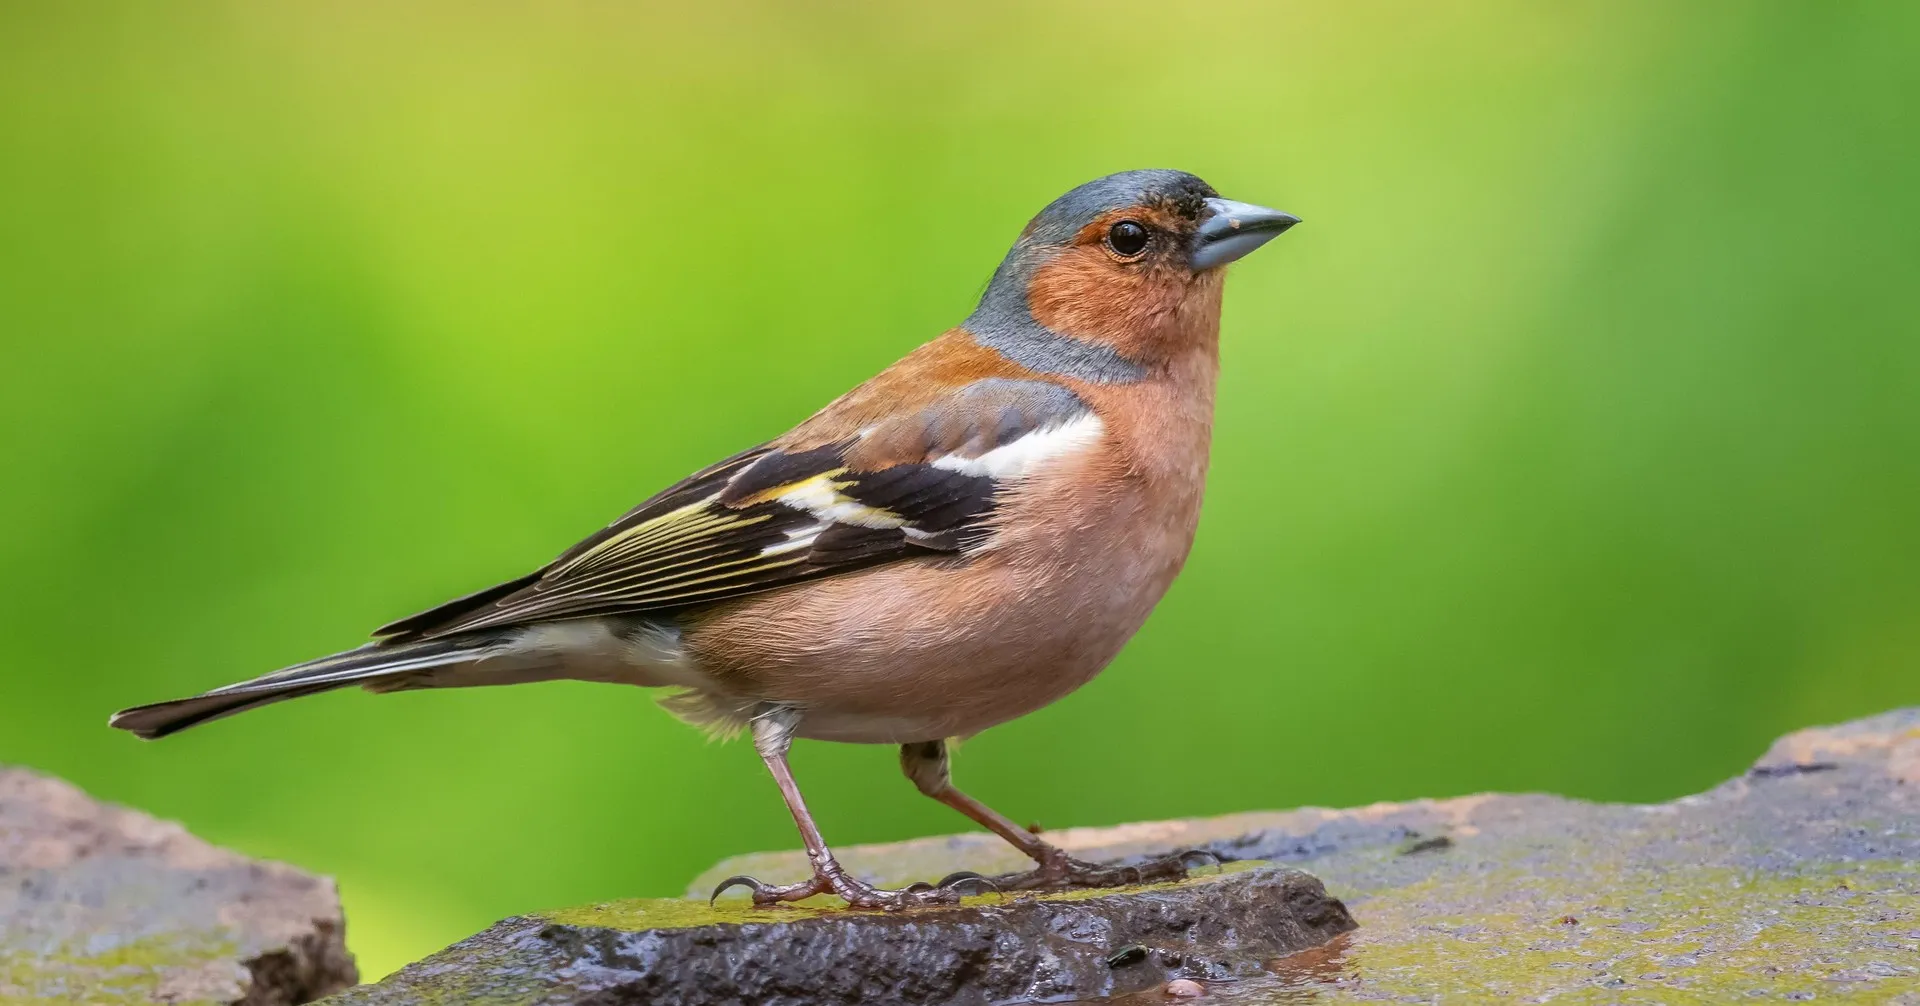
[1106, 220, 1149, 257]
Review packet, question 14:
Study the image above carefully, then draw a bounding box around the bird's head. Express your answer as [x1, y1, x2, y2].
[964, 169, 1297, 382]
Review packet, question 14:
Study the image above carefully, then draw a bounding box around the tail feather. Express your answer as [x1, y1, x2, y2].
[109, 636, 494, 740]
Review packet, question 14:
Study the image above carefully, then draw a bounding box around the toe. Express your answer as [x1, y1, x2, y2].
[709, 872, 826, 906]
[987, 850, 1201, 893]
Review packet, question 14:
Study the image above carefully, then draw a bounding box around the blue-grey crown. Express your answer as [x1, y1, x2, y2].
[1021, 169, 1218, 246]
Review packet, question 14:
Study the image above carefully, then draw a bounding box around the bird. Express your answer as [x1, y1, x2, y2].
[110, 169, 1298, 909]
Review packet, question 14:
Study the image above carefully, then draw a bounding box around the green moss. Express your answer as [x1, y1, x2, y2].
[0, 933, 241, 1006]
[542, 897, 831, 930]
[543, 860, 1267, 932]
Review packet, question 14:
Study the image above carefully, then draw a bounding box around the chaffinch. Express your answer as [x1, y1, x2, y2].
[111, 169, 1297, 909]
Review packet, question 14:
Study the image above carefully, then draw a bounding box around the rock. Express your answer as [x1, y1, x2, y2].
[320, 864, 1352, 1006]
[0, 766, 357, 1005]
[689, 708, 1920, 1002]
[324, 708, 1920, 1004]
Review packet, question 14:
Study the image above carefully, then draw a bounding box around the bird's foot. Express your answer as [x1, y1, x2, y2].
[710, 862, 992, 910]
[990, 847, 1219, 893]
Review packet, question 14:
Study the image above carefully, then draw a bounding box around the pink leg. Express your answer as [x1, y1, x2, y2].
[710, 708, 968, 909]
[900, 740, 1208, 891]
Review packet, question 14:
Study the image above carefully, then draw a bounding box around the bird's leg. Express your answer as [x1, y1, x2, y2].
[709, 706, 964, 910]
[900, 740, 1207, 892]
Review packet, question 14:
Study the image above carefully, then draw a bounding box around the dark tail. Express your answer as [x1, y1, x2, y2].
[109, 636, 495, 740]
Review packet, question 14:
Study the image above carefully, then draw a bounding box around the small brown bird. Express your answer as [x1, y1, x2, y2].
[111, 169, 1297, 909]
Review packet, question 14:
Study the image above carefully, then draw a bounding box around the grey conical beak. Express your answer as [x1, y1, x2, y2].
[1192, 197, 1300, 270]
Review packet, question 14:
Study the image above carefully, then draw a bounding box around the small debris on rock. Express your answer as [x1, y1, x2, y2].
[1749, 761, 1839, 779]
[1106, 944, 1149, 968]
[1398, 835, 1453, 855]
[1164, 977, 1205, 998]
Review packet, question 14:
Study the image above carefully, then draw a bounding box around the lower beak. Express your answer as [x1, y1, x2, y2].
[1192, 197, 1300, 270]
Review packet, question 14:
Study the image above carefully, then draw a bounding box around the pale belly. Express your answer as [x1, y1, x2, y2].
[674, 454, 1202, 744]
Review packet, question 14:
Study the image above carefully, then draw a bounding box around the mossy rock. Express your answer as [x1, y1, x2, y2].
[689, 708, 1920, 1002]
[324, 708, 1919, 1004]
[321, 864, 1353, 1005]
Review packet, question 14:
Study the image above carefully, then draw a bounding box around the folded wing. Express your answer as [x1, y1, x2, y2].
[377, 377, 1100, 640]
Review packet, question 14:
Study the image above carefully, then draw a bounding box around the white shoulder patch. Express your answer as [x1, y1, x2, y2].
[775, 476, 906, 529]
[930, 412, 1105, 479]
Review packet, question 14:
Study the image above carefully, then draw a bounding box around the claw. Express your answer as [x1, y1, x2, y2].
[708, 874, 765, 905]
[950, 878, 1000, 897]
[1175, 848, 1223, 870]
[937, 870, 1000, 896]
[712, 866, 982, 910]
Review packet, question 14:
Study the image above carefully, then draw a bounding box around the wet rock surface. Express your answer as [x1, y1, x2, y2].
[0, 766, 356, 1005]
[320, 865, 1353, 1006]
[690, 709, 1920, 1003]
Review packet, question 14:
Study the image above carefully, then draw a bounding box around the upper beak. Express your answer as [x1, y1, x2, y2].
[1192, 197, 1300, 270]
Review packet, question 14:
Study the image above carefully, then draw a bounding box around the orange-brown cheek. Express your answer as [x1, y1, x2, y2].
[1027, 247, 1190, 359]
[1177, 269, 1224, 341]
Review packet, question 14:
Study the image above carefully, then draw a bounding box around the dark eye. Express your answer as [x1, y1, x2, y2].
[1106, 220, 1149, 257]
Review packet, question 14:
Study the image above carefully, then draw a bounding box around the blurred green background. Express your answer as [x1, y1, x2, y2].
[3, 0, 1916, 979]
